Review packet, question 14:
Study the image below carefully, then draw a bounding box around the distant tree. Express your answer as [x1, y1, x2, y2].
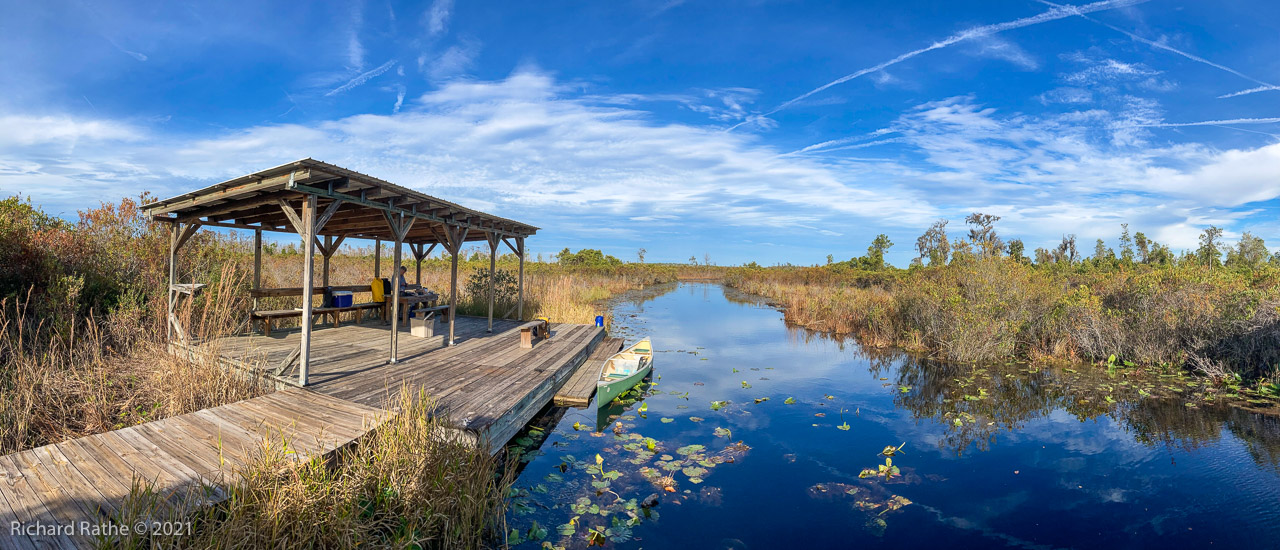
[1134, 231, 1150, 264]
[826, 254, 834, 265]
[689, 255, 698, 265]
[637, 248, 646, 263]
[950, 239, 975, 263]
[704, 253, 711, 266]
[1033, 247, 1052, 265]
[1053, 235, 1079, 265]
[916, 219, 951, 266]
[965, 213, 1003, 258]
[1196, 226, 1225, 268]
[558, 248, 622, 267]
[1271, 252, 1280, 267]
[1149, 242, 1174, 265]
[1119, 224, 1134, 264]
[862, 234, 894, 270]
[1007, 239, 1026, 262]
[1226, 232, 1269, 269]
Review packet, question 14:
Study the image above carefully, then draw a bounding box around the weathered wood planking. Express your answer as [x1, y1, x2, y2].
[189, 316, 605, 454]
[553, 337, 624, 408]
[0, 390, 385, 549]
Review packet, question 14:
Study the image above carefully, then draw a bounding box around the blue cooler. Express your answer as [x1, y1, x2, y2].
[333, 291, 353, 308]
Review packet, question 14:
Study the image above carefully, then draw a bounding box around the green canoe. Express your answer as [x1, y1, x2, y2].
[596, 338, 653, 408]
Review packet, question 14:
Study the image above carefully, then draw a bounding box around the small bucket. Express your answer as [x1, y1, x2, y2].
[595, 315, 604, 327]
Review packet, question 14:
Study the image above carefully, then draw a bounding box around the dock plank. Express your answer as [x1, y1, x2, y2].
[554, 337, 624, 408]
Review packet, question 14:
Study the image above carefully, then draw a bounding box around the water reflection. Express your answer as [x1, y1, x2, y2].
[507, 282, 1280, 549]
[851, 346, 1280, 469]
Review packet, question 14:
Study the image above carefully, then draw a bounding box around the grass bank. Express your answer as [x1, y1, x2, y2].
[724, 258, 1280, 400]
[112, 388, 514, 549]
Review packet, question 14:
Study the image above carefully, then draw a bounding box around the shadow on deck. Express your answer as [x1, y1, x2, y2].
[185, 315, 606, 449]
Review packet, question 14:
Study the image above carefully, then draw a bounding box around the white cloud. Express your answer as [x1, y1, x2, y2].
[424, 41, 480, 81]
[426, 0, 454, 37]
[969, 37, 1038, 70]
[2, 72, 1277, 257]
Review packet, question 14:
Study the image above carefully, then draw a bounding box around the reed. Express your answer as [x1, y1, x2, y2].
[725, 259, 1280, 384]
[111, 387, 515, 549]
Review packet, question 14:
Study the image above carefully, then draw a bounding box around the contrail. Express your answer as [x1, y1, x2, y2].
[789, 137, 905, 156]
[1036, 0, 1280, 97]
[1219, 85, 1280, 99]
[326, 59, 397, 97]
[728, 0, 1150, 131]
[1137, 117, 1280, 127]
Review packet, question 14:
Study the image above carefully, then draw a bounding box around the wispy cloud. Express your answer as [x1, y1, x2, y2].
[105, 37, 147, 62]
[426, 0, 454, 37]
[6, 73, 1280, 260]
[1219, 85, 1280, 99]
[1035, 0, 1280, 98]
[729, 0, 1150, 131]
[326, 59, 398, 96]
[1135, 117, 1280, 128]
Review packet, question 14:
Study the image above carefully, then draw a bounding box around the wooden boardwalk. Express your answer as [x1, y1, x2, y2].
[0, 389, 384, 550]
[187, 315, 606, 450]
[0, 316, 604, 548]
[554, 337, 623, 408]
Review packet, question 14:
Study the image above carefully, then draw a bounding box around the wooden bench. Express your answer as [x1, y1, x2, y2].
[251, 302, 386, 336]
[250, 285, 388, 336]
[519, 319, 551, 349]
[394, 292, 440, 324]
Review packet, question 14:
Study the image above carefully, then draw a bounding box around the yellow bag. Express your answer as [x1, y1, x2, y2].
[371, 278, 386, 302]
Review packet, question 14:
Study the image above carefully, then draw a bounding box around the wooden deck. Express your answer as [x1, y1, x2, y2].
[186, 315, 606, 450]
[0, 389, 384, 550]
[0, 316, 605, 548]
[554, 337, 623, 408]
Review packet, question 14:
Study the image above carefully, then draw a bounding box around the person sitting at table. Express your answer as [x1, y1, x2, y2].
[397, 266, 435, 317]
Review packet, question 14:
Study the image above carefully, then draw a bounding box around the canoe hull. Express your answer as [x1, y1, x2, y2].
[596, 363, 652, 408]
[596, 337, 653, 408]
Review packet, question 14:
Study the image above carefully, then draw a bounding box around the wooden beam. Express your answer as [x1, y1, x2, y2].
[298, 194, 317, 386]
[322, 235, 332, 288]
[253, 229, 262, 310]
[147, 168, 310, 216]
[172, 222, 201, 253]
[502, 236, 521, 257]
[174, 192, 291, 223]
[487, 231, 498, 333]
[277, 199, 305, 235]
[314, 199, 344, 233]
[517, 236, 525, 321]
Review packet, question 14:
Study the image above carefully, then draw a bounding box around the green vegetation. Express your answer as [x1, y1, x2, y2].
[115, 387, 513, 549]
[725, 213, 1280, 395]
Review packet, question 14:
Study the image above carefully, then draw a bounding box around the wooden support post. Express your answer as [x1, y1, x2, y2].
[517, 237, 525, 321]
[487, 232, 498, 332]
[298, 195, 317, 386]
[385, 212, 415, 363]
[447, 226, 462, 346]
[167, 225, 178, 343]
[253, 229, 262, 310]
[322, 235, 332, 288]
[374, 238, 381, 278]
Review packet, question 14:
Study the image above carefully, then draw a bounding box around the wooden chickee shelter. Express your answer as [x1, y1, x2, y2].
[144, 158, 537, 386]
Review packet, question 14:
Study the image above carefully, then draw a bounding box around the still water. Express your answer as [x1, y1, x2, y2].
[506, 283, 1280, 549]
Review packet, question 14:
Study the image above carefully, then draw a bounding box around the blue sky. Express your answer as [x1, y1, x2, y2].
[2, 0, 1279, 265]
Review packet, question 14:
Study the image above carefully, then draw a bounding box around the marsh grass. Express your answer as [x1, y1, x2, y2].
[0, 269, 269, 455]
[726, 259, 1280, 384]
[111, 387, 515, 549]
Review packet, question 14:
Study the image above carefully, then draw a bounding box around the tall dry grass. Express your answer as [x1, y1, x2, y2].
[725, 259, 1280, 383]
[0, 266, 269, 455]
[112, 387, 514, 549]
